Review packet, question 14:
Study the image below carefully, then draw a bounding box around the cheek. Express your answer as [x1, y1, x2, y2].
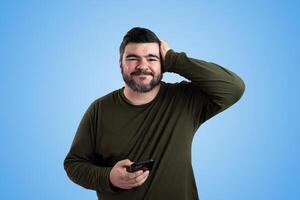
[122, 64, 136, 75]
[120, 62, 130, 72]
[153, 64, 162, 74]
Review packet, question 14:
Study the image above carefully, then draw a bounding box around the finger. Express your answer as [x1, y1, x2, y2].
[122, 178, 139, 185]
[119, 177, 142, 188]
[135, 175, 148, 183]
[122, 175, 148, 188]
[118, 159, 133, 167]
[122, 170, 149, 185]
[132, 171, 150, 185]
[127, 170, 143, 179]
[118, 176, 138, 186]
[138, 174, 149, 185]
[135, 170, 149, 182]
[132, 171, 150, 187]
[159, 38, 166, 43]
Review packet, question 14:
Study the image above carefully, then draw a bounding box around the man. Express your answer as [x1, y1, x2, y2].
[64, 27, 245, 200]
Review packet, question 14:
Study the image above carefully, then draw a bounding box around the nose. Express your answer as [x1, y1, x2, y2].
[136, 58, 149, 70]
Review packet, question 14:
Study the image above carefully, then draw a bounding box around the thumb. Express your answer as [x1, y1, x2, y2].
[117, 159, 134, 167]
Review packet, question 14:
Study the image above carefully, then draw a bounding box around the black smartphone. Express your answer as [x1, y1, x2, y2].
[126, 159, 155, 173]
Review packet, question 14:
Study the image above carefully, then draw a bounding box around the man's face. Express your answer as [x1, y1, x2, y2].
[120, 42, 162, 93]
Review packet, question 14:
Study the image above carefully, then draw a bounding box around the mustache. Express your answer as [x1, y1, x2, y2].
[130, 69, 154, 76]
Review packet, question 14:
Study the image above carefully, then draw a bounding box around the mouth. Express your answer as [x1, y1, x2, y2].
[131, 72, 153, 77]
[135, 74, 152, 77]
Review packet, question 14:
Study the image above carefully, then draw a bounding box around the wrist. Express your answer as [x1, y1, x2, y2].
[108, 169, 121, 192]
[161, 49, 175, 73]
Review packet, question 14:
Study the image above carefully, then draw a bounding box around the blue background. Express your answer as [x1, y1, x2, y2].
[1, 0, 299, 199]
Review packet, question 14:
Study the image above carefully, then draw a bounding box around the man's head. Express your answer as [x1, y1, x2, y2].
[119, 27, 163, 93]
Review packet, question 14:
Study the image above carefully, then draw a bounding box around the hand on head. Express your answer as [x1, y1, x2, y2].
[159, 39, 171, 62]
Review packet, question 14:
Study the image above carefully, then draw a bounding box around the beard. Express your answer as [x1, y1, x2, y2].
[121, 68, 163, 93]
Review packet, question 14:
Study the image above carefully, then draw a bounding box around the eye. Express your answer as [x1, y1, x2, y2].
[148, 58, 158, 62]
[127, 58, 139, 61]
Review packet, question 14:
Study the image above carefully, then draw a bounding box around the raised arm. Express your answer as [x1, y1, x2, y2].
[160, 39, 245, 125]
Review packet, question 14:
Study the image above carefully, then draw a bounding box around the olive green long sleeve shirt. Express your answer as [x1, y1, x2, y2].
[64, 49, 245, 199]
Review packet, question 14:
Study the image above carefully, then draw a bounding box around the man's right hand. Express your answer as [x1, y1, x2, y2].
[109, 159, 150, 190]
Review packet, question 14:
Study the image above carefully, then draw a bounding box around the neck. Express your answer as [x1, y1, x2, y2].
[123, 84, 161, 105]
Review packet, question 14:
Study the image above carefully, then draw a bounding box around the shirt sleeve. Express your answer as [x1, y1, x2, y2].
[162, 49, 245, 127]
[63, 101, 119, 193]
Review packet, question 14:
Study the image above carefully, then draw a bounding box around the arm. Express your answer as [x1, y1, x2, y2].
[63, 102, 115, 192]
[64, 102, 150, 192]
[160, 40, 245, 125]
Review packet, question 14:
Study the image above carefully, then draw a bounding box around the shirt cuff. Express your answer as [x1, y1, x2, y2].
[98, 167, 122, 193]
[162, 49, 177, 73]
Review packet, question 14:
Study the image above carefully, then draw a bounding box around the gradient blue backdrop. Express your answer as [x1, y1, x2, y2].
[1, 0, 299, 199]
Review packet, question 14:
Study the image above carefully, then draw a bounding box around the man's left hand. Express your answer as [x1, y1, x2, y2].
[159, 39, 171, 62]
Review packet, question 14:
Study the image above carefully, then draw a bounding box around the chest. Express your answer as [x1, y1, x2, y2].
[94, 94, 195, 165]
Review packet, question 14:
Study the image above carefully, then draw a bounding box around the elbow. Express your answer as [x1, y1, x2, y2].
[231, 76, 246, 104]
[235, 77, 245, 99]
[63, 158, 69, 174]
[63, 155, 75, 181]
[214, 74, 246, 111]
[63, 158, 71, 178]
[63, 157, 83, 188]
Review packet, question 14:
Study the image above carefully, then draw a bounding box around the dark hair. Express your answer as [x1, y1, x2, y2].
[119, 27, 160, 61]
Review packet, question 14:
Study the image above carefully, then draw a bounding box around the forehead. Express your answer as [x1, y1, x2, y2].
[123, 42, 160, 55]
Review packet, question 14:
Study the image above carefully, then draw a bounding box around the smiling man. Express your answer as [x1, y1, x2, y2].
[64, 27, 245, 200]
[121, 42, 162, 94]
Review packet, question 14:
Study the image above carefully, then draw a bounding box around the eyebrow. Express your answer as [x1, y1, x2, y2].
[125, 54, 160, 59]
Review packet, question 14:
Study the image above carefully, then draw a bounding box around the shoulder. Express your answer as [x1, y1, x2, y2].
[162, 81, 206, 102]
[86, 88, 122, 114]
